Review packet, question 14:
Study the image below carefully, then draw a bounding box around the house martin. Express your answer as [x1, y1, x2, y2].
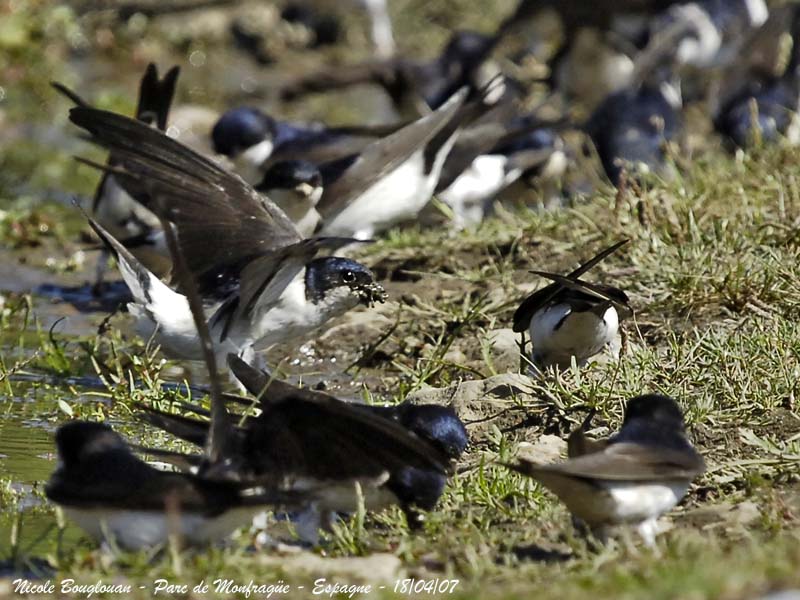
[87, 217, 384, 372]
[513, 240, 631, 370]
[316, 83, 507, 239]
[68, 107, 386, 370]
[141, 355, 468, 528]
[226, 355, 468, 527]
[358, 402, 468, 527]
[45, 420, 305, 550]
[436, 113, 567, 228]
[136, 355, 457, 539]
[586, 79, 682, 186]
[506, 394, 706, 546]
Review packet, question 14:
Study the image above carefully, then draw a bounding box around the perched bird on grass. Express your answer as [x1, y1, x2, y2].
[45, 420, 306, 551]
[506, 394, 705, 547]
[513, 240, 632, 371]
[139, 354, 467, 538]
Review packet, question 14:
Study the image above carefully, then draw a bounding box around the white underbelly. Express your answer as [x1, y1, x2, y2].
[131, 302, 240, 362]
[530, 303, 618, 367]
[322, 151, 431, 239]
[246, 304, 326, 349]
[441, 155, 508, 207]
[556, 480, 687, 527]
[63, 506, 257, 550]
[270, 190, 320, 236]
[323, 131, 457, 240]
[234, 139, 274, 184]
[605, 481, 687, 523]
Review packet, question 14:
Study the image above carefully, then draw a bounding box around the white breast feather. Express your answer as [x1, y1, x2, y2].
[235, 139, 274, 184]
[530, 303, 619, 367]
[63, 506, 258, 551]
[323, 132, 458, 239]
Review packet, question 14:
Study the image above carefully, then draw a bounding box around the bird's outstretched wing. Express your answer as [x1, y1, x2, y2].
[69, 106, 304, 293]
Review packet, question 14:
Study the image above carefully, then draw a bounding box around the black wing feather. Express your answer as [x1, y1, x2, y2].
[316, 87, 469, 219]
[69, 106, 304, 292]
[513, 239, 629, 332]
[136, 64, 180, 129]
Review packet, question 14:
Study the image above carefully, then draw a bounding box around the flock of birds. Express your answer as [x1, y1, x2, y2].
[40, 0, 798, 554]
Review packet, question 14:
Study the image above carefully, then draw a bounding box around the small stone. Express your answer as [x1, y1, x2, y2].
[407, 373, 538, 438]
[484, 328, 522, 373]
[516, 435, 566, 465]
[443, 348, 468, 365]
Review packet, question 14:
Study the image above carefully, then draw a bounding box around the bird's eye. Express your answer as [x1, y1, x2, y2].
[342, 270, 356, 284]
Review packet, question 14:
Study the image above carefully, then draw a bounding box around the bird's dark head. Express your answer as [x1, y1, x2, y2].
[212, 107, 277, 158]
[54, 421, 127, 468]
[723, 101, 783, 149]
[498, 125, 563, 155]
[257, 159, 323, 201]
[395, 404, 468, 460]
[622, 394, 686, 431]
[305, 257, 387, 307]
[381, 404, 467, 523]
[389, 467, 447, 514]
[442, 30, 494, 68]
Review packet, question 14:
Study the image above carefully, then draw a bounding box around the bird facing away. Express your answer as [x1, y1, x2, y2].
[513, 240, 632, 370]
[506, 394, 705, 546]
